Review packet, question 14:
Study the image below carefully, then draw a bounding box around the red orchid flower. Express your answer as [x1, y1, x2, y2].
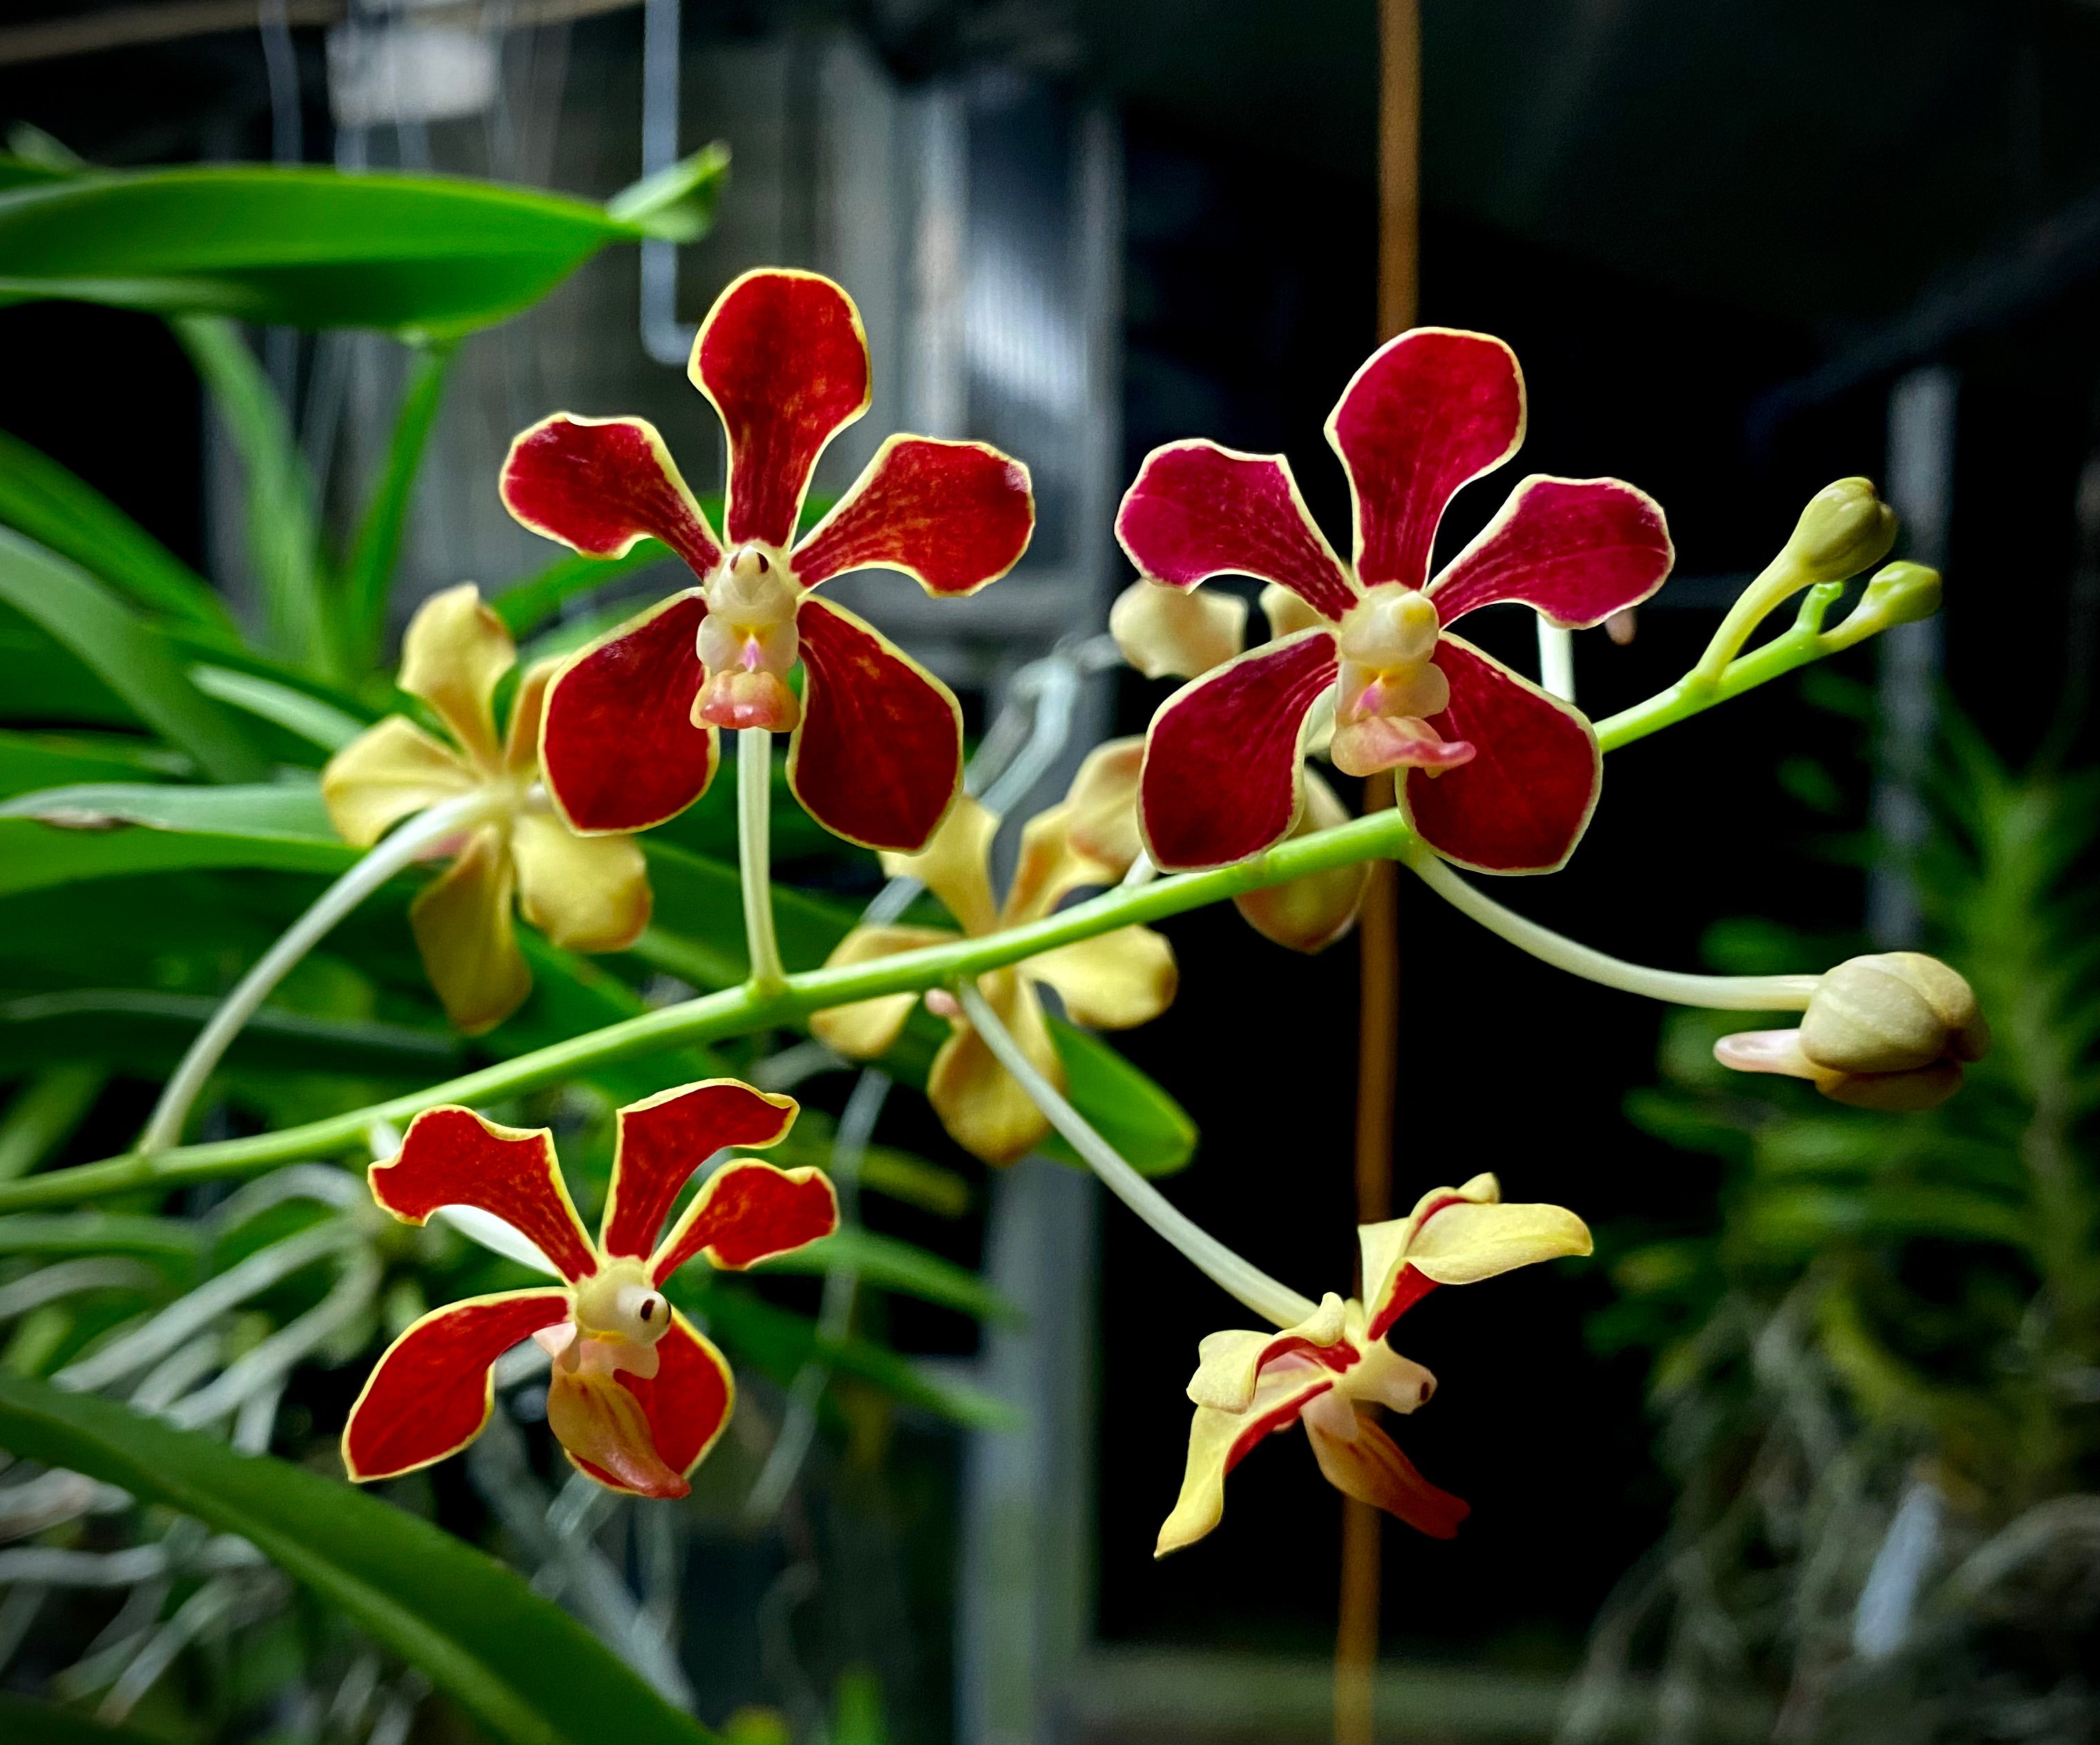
[1116, 328, 1674, 874]
[342, 1080, 835, 1499]
[500, 268, 1035, 852]
[1158, 1175, 1590, 1556]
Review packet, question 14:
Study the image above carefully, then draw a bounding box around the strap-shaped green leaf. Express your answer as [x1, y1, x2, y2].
[0, 1372, 717, 1745]
[0, 531, 267, 783]
[0, 1691, 163, 1744]
[0, 428, 238, 640]
[0, 162, 713, 336]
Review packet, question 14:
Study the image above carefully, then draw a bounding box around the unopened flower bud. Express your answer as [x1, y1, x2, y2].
[1786, 478, 1898, 583]
[1715, 952, 1989, 1112]
[1232, 771, 1370, 953]
[1111, 580, 1246, 680]
[1853, 560, 1942, 629]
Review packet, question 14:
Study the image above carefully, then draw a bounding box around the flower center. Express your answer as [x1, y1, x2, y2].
[570, 1257, 671, 1356]
[695, 543, 802, 732]
[1328, 585, 1473, 779]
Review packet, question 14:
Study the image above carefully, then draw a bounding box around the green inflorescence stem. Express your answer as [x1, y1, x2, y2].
[7, 604, 1884, 1214]
[738, 727, 786, 991]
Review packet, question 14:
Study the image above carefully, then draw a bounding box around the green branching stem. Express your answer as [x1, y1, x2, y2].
[738, 728, 785, 991]
[955, 982, 1317, 1331]
[8, 604, 1897, 1214]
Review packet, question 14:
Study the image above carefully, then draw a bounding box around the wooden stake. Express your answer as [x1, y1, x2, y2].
[1337, 6, 1420, 1743]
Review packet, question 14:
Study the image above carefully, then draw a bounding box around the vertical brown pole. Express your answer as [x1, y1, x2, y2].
[1337, 5, 1419, 1744]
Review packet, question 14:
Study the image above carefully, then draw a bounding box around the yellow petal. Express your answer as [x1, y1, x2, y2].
[399, 583, 516, 768]
[505, 656, 562, 777]
[322, 716, 477, 848]
[1186, 1293, 1348, 1412]
[1377, 1196, 1592, 1291]
[510, 810, 652, 953]
[1232, 768, 1369, 953]
[808, 925, 958, 1059]
[877, 793, 1000, 937]
[927, 971, 1056, 1165]
[1025, 926, 1177, 1029]
[1302, 1406, 1468, 1538]
[1155, 1361, 1335, 1558]
[1004, 803, 1119, 926]
[410, 822, 531, 1036]
[1062, 736, 1145, 871]
[1110, 578, 1246, 679]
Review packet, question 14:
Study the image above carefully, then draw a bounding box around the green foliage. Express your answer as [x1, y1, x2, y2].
[1573, 718, 2100, 1742]
[0, 1373, 718, 1745]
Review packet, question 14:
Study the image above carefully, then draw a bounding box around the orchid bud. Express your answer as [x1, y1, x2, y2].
[1232, 771, 1370, 953]
[1830, 560, 1942, 649]
[1111, 580, 1246, 679]
[1786, 477, 1898, 583]
[1715, 952, 1989, 1112]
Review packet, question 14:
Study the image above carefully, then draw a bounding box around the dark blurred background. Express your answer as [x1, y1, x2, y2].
[5, 2, 2099, 1740]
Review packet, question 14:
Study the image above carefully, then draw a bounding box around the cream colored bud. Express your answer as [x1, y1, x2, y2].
[1110, 580, 1247, 679]
[1232, 771, 1369, 953]
[1855, 560, 1942, 628]
[1800, 952, 1988, 1075]
[1787, 478, 1898, 582]
[1261, 582, 1327, 641]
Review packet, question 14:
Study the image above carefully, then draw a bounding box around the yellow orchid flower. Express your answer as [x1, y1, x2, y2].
[1157, 1174, 1590, 1556]
[322, 584, 651, 1035]
[810, 793, 1176, 1165]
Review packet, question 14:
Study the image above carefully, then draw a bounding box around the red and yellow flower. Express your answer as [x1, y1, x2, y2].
[499, 267, 1036, 853]
[1116, 328, 1674, 875]
[343, 1079, 835, 1498]
[321, 584, 651, 1034]
[1157, 1174, 1590, 1555]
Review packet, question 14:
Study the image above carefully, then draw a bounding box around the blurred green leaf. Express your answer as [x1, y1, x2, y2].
[0, 817, 349, 900]
[0, 427, 239, 640]
[341, 342, 457, 669]
[0, 530, 267, 781]
[0, 165, 684, 336]
[0, 1371, 718, 1745]
[1043, 1016, 1197, 1178]
[605, 142, 732, 242]
[0, 1692, 164, 1744]
[0, 1065, 104, 1181]
[0, 730, 187, 799]
[0, 779, 337, 841]
[493, 541, 679, 638]
[190, 664, 367, 752]
[0, 1212, 203, 1261]
[755, 1225, 1018, 1325]
[175, 316, 331, 675]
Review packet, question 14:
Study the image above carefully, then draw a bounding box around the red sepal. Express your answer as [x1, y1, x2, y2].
[370, 1109, 598, 1282]
[1114, 441, 1356, 621]
[566, 1311, 733, 1493]
[1138, 630, 1339, 871]
[1401, 633, 1599, 874]
[600, 1080, 800, 1262]
[500, 414, 723, 576]
[794, 436, 1035, 595]
[650, 1158, 839, 1284]
[1308, 1415, 1471, 1540]
[691, 269, 870, 550]
[789, 596, 962, 851]
[538, 590, 716, 835]
[1326, 329, 1525, 590]
[341, 1289, 570, 1481]
[1429, 475, 1672, 629]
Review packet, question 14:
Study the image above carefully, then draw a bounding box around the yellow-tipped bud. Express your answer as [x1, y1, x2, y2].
[1786, 478, 1898, 583]
[1714, 952, 1989, 1112]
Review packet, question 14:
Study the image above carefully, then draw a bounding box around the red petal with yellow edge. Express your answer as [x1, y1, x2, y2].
[650, 1158, 839, 1284]
[1429, 475, 1672, 629]
[1325, 329, 1525, 590]
[539, 589, 716, 834]
[692, 269, 869, 549]
[790, 596, 961, 852]
[341, 1288, 569, 1482]
[564, 1311, 732, 1494]
[794, 436, 1034, 595]
[599, 1079, 800, 1263]
[1115, 441, 1355, 621]
[1402, 633, 1598, 875]
[370, 1107, 599, 1283]
[1305, 1412, 1469, 1539]
[500, 414, 722, 576]
[1138, 630, 1337, 871]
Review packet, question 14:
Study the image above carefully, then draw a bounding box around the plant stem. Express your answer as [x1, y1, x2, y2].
[135, 789, 500, 1155]
[738, 728, 785, 991]
[1596, 581, 1847, 753]
[1401, 849, 1820, 1011]
[955, 981, 1317, 1331]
